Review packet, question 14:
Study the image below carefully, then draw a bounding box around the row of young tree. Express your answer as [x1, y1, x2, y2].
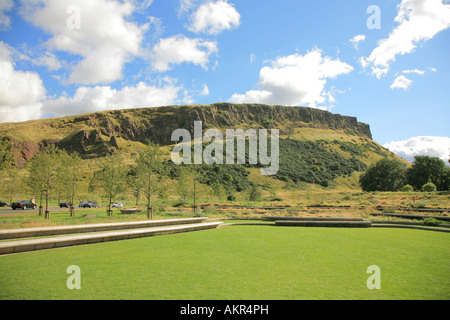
[1, 138, 265, 220]
[359, 155, 450, 192]
[0, 138, 167, 220]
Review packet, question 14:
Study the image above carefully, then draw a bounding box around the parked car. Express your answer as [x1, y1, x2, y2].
[78, 201, 87, 208]
[11, 200, 37, 210]
[83, 201, 98, 208]
[60, 201, 72, 208]
[0, 201, 9, 207]
[111, 202, 123, 208]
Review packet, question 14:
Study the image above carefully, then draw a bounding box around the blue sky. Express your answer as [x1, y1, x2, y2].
[0, 0, 449, 163]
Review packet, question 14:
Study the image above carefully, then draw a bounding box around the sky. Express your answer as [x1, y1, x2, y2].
[0, 0, 449, 164]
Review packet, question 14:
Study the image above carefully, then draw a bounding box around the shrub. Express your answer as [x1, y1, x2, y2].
[401, 184, 414, 192]
[247, 184, 262, 201]
[423, 218, 442, 226]
[422, 182, 437, 192]
[269, 197, 283, 202]
[203, 205, 217, 215]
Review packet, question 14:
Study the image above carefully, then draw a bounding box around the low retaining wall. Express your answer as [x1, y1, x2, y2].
[0, 222, 222, 255]
[0, 217, 208, 240]
[275, 220, 372, 228]
[266, 216, 364, 221]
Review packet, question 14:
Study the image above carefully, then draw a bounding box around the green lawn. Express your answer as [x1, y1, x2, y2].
[0, 225, 448, 300]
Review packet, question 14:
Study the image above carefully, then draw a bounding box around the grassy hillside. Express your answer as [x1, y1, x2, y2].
[0, 103, 406, 202]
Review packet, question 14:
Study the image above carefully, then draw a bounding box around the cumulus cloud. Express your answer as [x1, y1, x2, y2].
[361, 0, 450, 78]
[42, 80, 182, 117]
[349, 34, 366, 49]
[150, 34, 217, 72]
[390, 75, 413, 90]
[0, 42, 46, 123]
[383, 136, 450, 165]
[229, 48, 353, 109]
[188, 0, 240, 35]
[20, 0, 148, 85]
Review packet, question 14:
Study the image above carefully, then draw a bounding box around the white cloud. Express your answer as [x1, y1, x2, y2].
[42, 80, 182, 117]
[390, 75, 413, 90]
[349, 34, 366, 49]
[362, 0, 450, 78]
[178, 0, 198, 16]
[0, 42, 46, 123]
[402, 68, 425, 75]
[229, 48, 353, 109]
[0, 0, 13, 30]
[33, 52, 62, 71]
[20, 0, 148, 85]
[150, 34, 217, 72]
[383, 136, 450, 165]
[201, 84, 209, 96]
[188, 0, 240, 35]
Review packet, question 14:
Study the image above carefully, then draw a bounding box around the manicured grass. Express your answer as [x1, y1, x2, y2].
[0, 226, 448, 300]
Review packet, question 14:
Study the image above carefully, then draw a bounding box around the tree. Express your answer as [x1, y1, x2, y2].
[61, 152, 82, 216]
[28, 145, 66, 219]
[0, 138, 15, 172]
[3, 167, 25, 205]
[97, 154, 127, 216]
[0, 139, 15, 189]
[246, 183, 262, 201]
[407, 155, 449, 191]
[126, 166, 143, 206]
[359, 158, 407, 192]
[177, 165, 193, 201]
[135, 142, 166, 219]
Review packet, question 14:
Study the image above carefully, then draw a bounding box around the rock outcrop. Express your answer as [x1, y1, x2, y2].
[1, 103, 374, 161]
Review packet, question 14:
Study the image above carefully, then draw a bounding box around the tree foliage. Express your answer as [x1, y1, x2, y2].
[28, 145, 67, 218]
[406, 156, 449, 191]
[359, 155, 449, 192]
[0, 138, 15, 171]
[275, 139, 367, 187]
[131, 141, 166, 219]
[359, 158, 407, 192]
[96, 154, 127, 216]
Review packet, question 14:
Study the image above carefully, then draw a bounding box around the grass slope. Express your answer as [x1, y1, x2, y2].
[0, 226, 448, 300]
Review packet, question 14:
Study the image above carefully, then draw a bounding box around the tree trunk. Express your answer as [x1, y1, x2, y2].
[39, 191, 43, 216]
[107, 197, 113, 216]
[146, 174, 152, 220]
[45, 187, 50, 220]
[147, 195, 152, 220]
[70, 194, 75, 217]
[193, 175, 197, 214]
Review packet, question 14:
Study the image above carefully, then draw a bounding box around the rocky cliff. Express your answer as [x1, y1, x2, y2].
[0, 103, 373, 164]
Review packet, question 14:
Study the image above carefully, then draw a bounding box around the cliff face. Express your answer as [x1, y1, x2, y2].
[1, 103, 373, 162]
[61, 103, 372, 146]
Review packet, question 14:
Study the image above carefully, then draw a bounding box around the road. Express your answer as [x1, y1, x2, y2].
[0, 206, 92, 217]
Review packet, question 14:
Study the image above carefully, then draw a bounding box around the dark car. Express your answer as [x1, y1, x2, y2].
[60, 201, 72, 208]
[78, 201, 87, 208]
[11, 200, 37, 210]
[0, 201, 9, 207]
[83, 201, 98, 208]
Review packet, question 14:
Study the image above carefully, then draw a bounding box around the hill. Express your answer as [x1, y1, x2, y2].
[0, 103, 402, 193]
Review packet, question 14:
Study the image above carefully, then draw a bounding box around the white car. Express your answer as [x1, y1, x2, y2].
[111, 202, 123, 208]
